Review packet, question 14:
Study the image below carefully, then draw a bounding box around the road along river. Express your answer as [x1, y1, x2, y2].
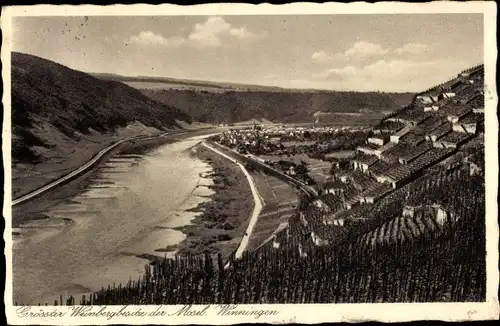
[12, 134, 218, 305]
[201, 142, 263, 263]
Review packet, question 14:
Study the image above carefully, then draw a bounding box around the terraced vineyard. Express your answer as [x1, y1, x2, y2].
[36, 155, 484, 306]
[26, 65, 486, 306]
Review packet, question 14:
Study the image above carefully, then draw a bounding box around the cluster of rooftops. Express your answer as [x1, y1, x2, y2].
[262, 65, 485, 251]
[317, 65, 484, 213]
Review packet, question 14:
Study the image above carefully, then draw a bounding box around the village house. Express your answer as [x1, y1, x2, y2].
[367, 137, 385, 146]
[399, 132, 426, 147]
[313, 199, 330, 212]
[431, 204, 451, 226]
[439, 131, 471, 149]
[332, 218, 345, 227]
[297, 243, 308, 258]
[367, 134, 390, 146]
[272, 236, 280, 249]
[441, 104, 472, 123]
[329, 158, 351, 170]
[427, 122, 452, 142]
[360, 183, 393, 204]
[416, 95, 433, 104]
[299, 211, 308, 227]
[452, 114, 478, 134]
[423, 105, 440, 112]
[286, 165, 296, 176]
[334, 171, 351, 183]
[438, 92, 456, 101]
[468, 161, 482, 176]
[401, 203, 450, 226]
[356, 145, 379, 156]
[322, 179, 346, 195]
[397, 142, 433, 165]
[390, 124, 413, 144]
[379, 165, 413, 189]
[352, 154, 378, 172]
[345, 196, 360, 210]
[402, 205, 420, 217]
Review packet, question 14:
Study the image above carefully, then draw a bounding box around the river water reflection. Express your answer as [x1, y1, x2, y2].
[12, 135, 215, 305]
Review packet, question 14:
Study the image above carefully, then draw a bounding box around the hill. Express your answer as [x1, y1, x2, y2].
[11, 52, 193, 162]
[90, 73, 287, 92]
[137, 89, 413, 125]
[10, 52, 193, 197]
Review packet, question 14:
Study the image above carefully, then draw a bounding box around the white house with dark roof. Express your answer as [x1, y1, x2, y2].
[352, 154, 378, 172]
[416, 95, 433, 104]
[424, 105, 440, 112]
[452, 114, 479, 134]
[367, 135, 388, 146]
[438, 92, 456, 101]
[390, 124, 413, 143]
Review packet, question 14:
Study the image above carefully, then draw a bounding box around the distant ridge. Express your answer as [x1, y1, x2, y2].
[91, 72, 288, 92]
[91, 72, 415, 125]
[138, 88, 413, 125]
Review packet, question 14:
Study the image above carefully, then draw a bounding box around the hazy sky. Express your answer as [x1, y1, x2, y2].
[12, 14, 483, 92]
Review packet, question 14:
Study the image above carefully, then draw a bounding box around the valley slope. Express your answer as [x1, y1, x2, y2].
[10, 52, 194, 197]
[92, 74, 413, 125]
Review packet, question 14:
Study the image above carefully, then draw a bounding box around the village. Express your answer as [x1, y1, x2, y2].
[212, 65, 485, 250]
[214, 124, 370, 185]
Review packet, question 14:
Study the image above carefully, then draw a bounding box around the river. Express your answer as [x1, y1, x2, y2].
[12, 134, 216, 305]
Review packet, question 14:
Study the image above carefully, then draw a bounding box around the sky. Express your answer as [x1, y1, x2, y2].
[12, 14, 483, 92]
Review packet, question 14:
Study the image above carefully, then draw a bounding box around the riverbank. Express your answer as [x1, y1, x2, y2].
[11, 122, 164, 199]
[11, 134, 218, 305]
[11, 127, 221, 225]
[10, 122, 218, 200]
[157, 144, 254, 261]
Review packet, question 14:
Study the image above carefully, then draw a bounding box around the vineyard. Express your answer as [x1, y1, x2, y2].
[33, 157, 485, 306]
[17, 63, 487, 306]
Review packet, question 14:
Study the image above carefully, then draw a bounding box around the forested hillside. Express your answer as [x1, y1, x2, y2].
[140, 89, 413, 124]
[11, 52, 192, 163]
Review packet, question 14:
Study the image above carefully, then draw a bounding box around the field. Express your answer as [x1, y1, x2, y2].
[314, 112, 388, 126]
[257, 153, 332, 184]
[124, 81, 232, 93]
[247, 171, 299, 251]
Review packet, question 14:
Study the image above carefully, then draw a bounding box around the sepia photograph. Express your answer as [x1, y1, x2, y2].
[2, 2, 499, 324]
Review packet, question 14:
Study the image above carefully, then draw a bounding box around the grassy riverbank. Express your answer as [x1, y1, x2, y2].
[158, 144, 254, 261]
[11, 123, 163, 199]
[10, 129, 212, 226]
